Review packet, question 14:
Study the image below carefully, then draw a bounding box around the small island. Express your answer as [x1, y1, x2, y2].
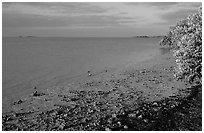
[132, 35, 165, 38]
[18, 36, 37, 38]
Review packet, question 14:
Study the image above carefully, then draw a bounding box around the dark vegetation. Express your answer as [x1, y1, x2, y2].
[160, 7, 202, 85]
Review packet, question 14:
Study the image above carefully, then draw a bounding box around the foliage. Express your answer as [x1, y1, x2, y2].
[161, 7, 202, 84]
[159, 29, 176, 48]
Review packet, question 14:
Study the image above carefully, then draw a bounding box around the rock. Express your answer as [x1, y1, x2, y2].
[138, 115, 142, 119]
[128, 113, 136, 118]
[153, 107, 160, 112]
[112, 114, 117, 118]
[124, 125, 128, 129]
[152, 102, 158, 106]
[162, 102, 166, 106]
[105, 127, 111, 131]
[59, 124, 65, 130]
[140, 70, 146, 73]
[50, 112, 57, 116]
[143, 119, 148, 123]
[171, 104, 176, 108]
[13, 99, 23, 105]
[117, 121, 121, 126]
[32, 90, 45, 96]
[70, 97, 79, 101]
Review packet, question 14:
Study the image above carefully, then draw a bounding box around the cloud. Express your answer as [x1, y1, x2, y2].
[2, 12, 123, 28]
[2, 14, 68, 28]
[156, 2, 201, 26]
[161, 8, 198, 24]
[146, 2, 179, 6]
[2, 2, 145, 28]
[89, 2, 167, 27]
[127, 2, 178, 7]
[2, 2, 116, 28]
[2, 2, 107, 16]
[2, 2, 202, 37]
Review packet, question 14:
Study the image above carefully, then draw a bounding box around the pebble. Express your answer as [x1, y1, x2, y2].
[121, 111, 125, 115]
[105, 127, 111, 131]
[138, 115, 142, 119]
[112, 114, 117, 118]
[128, 113, 136, 118]
[152, 102, 158, 106]
[162, 102, 166, 106]
[143, 119, 148, 123]
[124, 125, 128, 129]
[140, 70, 146, 73]
[107, 119, 112, 124]
[117, 121, 121, 126]
[17, 99, 23, 104]
[153, 107, 160, 112]
[59, 124, 65, 130]
[2, 73, 187, 131]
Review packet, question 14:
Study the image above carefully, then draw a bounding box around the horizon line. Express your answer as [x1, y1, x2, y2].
[2, 35, 165, 38]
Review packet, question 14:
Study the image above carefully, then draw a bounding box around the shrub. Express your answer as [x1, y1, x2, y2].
[159, 28, 176, 48]
[161, 7, 202, 85]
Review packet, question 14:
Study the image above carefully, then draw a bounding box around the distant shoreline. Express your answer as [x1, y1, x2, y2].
[132, 35, 165, 38]
[2, 36, 165, 38]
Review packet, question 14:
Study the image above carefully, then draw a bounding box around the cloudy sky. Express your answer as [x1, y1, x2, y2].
[2, 2, 201, 37]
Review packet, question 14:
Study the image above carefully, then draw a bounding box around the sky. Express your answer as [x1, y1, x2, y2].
[2, 2, 202, 37]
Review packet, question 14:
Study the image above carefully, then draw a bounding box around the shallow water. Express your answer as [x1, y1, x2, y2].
[2, 37, 162, 102]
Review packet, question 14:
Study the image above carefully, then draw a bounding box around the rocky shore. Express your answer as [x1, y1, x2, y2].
[2, 52, 202, 131]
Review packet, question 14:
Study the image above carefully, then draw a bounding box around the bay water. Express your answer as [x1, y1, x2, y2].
[2, 37, 162, 108]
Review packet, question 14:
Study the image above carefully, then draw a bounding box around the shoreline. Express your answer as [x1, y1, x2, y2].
[2, 49, 201, 131]
[2, 46, 160, 112]
[2, 48, 180, 114]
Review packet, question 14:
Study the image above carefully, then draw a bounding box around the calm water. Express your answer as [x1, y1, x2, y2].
[2, 37, 162, 102]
